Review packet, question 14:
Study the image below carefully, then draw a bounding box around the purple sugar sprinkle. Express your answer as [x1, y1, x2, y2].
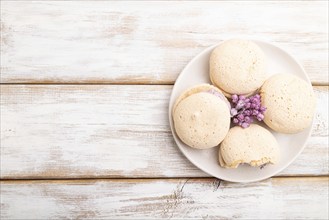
[231, 94, 238, 103]
[236, 100, 245, 110]
[252, 109, 259, 116]
[230, 108, 238, 117]
[241, 122, 249, 128]
[239, 95, 246, 100]
[237, 114, 244, 120]
[230, 93, 266, 128]
[257, 113, 264, 121]
[244, 110, 251, 116]
[233, 118, 239, 124]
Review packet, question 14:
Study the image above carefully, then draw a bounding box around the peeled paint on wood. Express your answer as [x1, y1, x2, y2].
[0, 85, 328, 179]
[0, 1, 328, 84]
[1, 177, 328, 219]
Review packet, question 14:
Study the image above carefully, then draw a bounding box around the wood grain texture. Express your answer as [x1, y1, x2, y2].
[1, 1, 328, 84]
[1, 177, 328, 219]
[1, 85, 328, 179]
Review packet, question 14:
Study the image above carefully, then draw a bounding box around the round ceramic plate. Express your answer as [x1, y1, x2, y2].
[168, 40, 314, 183]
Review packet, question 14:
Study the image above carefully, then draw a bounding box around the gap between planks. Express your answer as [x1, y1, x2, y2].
[1, 176, 328, 184]
[1, 175, 328, 183]
[0, 82, 174, 86]
[0, 82, 328, 86]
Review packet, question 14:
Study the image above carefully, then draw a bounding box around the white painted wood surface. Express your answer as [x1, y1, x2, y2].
[1, 1, 328, 84]
[1, 177, 328, 219]
[1, 85, 328, 178]
[1, 1, 328, 219]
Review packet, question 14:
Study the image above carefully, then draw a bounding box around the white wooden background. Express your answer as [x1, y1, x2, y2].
[0, 1, 328, 219]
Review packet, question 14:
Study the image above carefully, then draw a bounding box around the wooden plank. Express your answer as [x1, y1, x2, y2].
[1, 85, 328, 178]
[1, 177, 328, 219]
[1, 1, 328, 84]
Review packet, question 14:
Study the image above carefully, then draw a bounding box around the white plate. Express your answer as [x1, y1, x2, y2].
[168, 40, 313, 183]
